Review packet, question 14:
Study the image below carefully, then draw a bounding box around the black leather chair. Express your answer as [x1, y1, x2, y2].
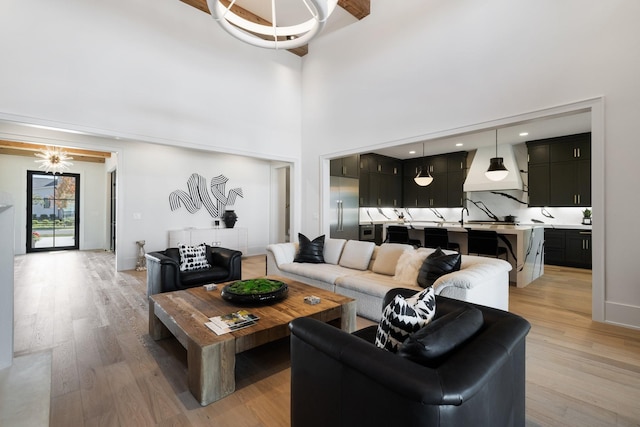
[424, 227, 461, 252]
[289, 289, 530, 427]
[385, 225, 422, 247]
[467, 229, 508, 259]
[145, 246, 242, 296]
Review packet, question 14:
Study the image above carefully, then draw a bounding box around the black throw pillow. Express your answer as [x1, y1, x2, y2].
[397, 305, 483, 368]
[417, 247, 461, 288]
[294, 233, 325, 263]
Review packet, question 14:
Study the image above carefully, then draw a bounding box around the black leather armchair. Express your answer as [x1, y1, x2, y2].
[289, 291, 530, 427]
[145, 246, 242, 296]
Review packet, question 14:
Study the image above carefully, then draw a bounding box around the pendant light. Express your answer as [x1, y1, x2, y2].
[414, 143, 433, 186]
[208, 0, 338, 50]
[485, 129, 509, 181]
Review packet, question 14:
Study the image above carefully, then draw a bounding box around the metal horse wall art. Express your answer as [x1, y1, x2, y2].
[169, 173, 243, 218]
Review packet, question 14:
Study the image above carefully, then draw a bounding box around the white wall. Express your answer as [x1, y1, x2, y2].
[0, 193, 15, 369]
[115, 141, 273, 268]
[301, 0, 640, 328]
[0, 154, 108, 254]
[0, 0, 302, 161]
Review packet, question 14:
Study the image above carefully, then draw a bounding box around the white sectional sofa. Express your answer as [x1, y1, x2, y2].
[266, 239, 512, 321]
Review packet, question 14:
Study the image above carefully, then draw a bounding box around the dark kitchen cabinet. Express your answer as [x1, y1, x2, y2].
[330, 155, 359, 178]
[543, 228, 592, 269]
[543, 228, 565, 265]
[359, 154, 402, 207]
[527, 133, 591, 207]
[527, 163, 549, 207]
[447, 152, 467, 207]
[402, 152, 467, 208]
[564, 230, 592, 268]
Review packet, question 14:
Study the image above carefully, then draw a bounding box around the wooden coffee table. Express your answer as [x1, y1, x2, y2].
[148, 275, 356, 406]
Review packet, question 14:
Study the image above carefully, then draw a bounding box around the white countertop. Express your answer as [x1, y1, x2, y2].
[360, 220, 592, 231]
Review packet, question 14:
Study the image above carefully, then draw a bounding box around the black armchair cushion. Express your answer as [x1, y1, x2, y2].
[294, 233, 325, 263]
[398, 304, 483, 368]
[178, 243, 211, 271]
[417, 247, 461, 288]
[375, 286, 436, 352]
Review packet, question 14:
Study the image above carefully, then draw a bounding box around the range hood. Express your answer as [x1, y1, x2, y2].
[463, 145, 524, 192]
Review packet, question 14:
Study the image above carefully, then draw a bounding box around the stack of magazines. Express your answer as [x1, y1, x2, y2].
[205, 309, 260, 335]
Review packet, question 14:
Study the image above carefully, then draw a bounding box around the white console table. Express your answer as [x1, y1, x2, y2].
[169, 228, 248, 255]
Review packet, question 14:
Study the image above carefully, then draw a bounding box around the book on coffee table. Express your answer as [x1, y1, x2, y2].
[205, 309, 260, 335]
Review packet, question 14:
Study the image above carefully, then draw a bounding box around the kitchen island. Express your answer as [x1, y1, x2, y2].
[384, 222, 545, 288]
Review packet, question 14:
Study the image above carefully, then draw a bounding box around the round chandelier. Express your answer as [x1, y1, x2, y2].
[207, 0, 339, 50]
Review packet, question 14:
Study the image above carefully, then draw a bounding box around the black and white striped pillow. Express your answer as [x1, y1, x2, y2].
[375, 286, 436, 352]
[178, 243, 211, 272]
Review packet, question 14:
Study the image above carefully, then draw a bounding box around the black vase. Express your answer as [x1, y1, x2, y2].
[222, 210, 238, 228]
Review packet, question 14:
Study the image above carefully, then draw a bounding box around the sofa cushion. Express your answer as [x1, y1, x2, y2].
[418, 247, 462, 288]
[294, 233, 325, 264]
[178, 243, 211, 272]
[323, 238, 346, 265]
[339, 240, 376, 271]
[398, 304, 483, 367]
[372, 243, 414, 276]
[374, 286, 436, 352]
[180, 267, 230, 287]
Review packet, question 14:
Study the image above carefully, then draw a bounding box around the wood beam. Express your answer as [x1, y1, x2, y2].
[338, 0, 370, 20]
[0, 140, 110, 163]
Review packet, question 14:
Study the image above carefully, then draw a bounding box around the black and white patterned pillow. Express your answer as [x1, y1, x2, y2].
[375, 286, 436, 352]
[178, 243, 211, 272]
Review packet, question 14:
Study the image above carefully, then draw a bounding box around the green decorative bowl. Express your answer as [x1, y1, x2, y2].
[221, 278, 288, 304]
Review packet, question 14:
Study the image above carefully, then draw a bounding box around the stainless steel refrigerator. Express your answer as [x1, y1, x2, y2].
[330, 176, 359, 240]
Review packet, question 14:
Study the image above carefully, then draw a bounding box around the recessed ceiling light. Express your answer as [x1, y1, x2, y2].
[455, 143, 463, 147]
[519, 132, 529, 137]
[409, 150, 416, 154]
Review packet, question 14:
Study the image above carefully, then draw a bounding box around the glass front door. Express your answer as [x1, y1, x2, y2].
[27, 171, 80, 252]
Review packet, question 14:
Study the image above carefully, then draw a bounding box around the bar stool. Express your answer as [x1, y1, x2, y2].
[423, 227, 460, 252]
[467, 230, 508, 260]
[386, 226, 422, 248]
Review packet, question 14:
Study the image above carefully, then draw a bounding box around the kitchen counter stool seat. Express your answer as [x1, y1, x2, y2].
[423, 227, 460, 252]
[467, 229, 508, 260]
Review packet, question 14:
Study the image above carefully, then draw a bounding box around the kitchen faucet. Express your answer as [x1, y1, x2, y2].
[460, 207, 469, 227]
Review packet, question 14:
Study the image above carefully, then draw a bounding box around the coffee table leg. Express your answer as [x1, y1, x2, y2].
[188, 338, 236, 406]
[149, 301, 172, 340]
[341, 300, 357, 333]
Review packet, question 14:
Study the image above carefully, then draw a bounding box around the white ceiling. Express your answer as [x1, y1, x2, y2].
[370, 111, 592, 160]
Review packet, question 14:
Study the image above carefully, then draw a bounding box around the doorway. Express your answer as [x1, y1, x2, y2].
[27, 171, 80, 252]
[110, 170, 116, 252]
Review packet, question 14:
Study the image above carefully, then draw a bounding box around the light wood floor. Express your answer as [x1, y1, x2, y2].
[5, 251, 640, 426]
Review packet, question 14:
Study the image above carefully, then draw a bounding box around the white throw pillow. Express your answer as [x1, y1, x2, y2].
[372, 243, 414, 276]
[178, 243, 211, 272]
[338, 240, 376, 271]
[323, 238, 347, 265]
[393, 249, 429, 285]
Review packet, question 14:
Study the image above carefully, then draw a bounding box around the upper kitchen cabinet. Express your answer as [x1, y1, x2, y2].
[402, 152, 467, 208]
[527, 133, 591, 207]
[447, 152, 467, 208]
[330, 155, 360, 178]
[359, 154, 402, 207]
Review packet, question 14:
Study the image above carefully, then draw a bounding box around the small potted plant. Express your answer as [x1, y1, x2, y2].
[582, 208, 592, 225]
[32, 231, 41, 246]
